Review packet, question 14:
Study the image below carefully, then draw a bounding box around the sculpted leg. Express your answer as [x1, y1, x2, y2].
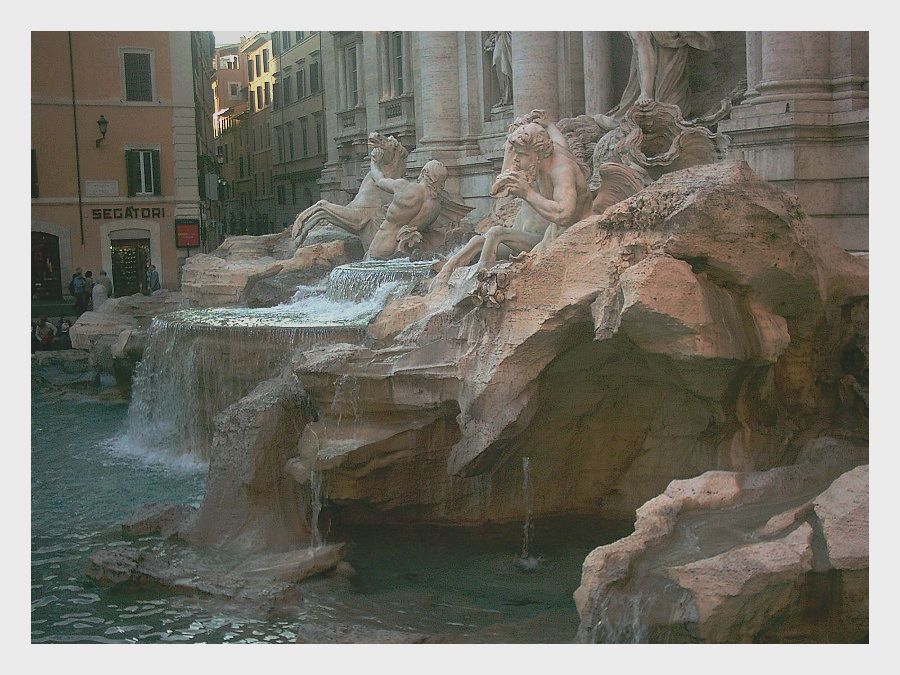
[293, 202, 369, 246]
[478, 227, 543, 268]
[432, 235, 486, 286]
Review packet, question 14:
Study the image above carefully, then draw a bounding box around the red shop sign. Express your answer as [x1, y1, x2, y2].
[175, 220, 200, 248]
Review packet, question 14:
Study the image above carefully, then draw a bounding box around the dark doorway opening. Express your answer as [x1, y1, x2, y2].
[110, 238, 150, 297]
[32, 232, 62, 301]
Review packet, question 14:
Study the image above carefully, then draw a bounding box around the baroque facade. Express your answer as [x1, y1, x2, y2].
[316, 31, 869, 253]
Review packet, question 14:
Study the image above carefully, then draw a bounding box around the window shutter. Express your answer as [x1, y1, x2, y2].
[151, 150, 161, 195]
[126, 150, 139, 196]
[32, 149, 39, 198]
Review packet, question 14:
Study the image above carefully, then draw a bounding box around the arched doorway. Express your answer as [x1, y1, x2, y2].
[99, 221, 163, 296]
[32, 232, 62, 300]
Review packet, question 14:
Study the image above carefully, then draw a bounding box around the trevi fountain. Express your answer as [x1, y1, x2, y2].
[31, 30, 869, 645]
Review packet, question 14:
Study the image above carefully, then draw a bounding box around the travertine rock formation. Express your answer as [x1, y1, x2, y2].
[68, 290, 188, 382]
[290, 160, 867, 525]
[573, 437, 868, 643]
[180, 236, 362, 308]
[181, 373, 318, 552]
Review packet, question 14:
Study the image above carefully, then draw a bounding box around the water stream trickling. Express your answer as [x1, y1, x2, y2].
[517, 456, 540, 571]
[309, 470, 325, 549]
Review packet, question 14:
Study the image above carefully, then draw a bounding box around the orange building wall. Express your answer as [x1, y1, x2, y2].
[32, 31, 201, 292]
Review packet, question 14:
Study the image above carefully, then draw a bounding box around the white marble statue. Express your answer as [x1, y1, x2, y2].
[433, 111, 591, 284]
[366, 157, 449, 260]
[292, 132, 409, 252]
[597, 31, 716, 127]
[484, 31, 513, 107]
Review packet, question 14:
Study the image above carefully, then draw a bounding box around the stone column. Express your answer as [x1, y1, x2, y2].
[756, 32, 832, 102]
[416, 31, 461, 147]
[744, 32, 762, 100]
[511, 32, 559, 119]
[720, 31, 869, 253]
[582, 31, 614, 115]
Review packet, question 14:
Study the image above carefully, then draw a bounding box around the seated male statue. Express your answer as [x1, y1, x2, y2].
[433, 111, 591, 284]
[366, 152, 449, 260]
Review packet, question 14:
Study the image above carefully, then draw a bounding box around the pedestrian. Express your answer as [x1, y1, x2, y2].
[67, 266, 82, 298]
[146, 265, 161, 293]
[34, 316, 57, 350]
[71, 270, 87, 314]
[84, 271, 95, 310]
[91, 276, 108, 310]
[57, 318, 72, 349]
[98, 270, 113, 298]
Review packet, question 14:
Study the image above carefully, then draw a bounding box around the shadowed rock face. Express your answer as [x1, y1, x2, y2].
[573, 437, 868, 643]
[290, 161, 867, 525]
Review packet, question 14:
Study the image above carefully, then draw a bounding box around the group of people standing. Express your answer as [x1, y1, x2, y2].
[68, 268, 114, 315]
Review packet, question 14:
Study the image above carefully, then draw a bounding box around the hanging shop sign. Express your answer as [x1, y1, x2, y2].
[175, 218, 201, 248]
[90, 206, 166, 220]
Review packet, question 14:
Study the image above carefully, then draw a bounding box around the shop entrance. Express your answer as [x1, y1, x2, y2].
[32, 232, 62, 300]
[110, 238, 150, 297]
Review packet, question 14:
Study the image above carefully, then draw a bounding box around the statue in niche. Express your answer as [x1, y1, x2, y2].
[484, 31, 513, 108]
[365, 156, 449, 260]
[433, 110, 591, 284]
[596, 31, 716, 128]
[292, 132, 409, 251]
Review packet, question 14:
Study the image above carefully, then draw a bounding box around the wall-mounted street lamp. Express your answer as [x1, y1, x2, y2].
[95, 115, 109, 147]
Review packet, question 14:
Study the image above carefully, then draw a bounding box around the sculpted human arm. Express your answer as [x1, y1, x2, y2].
[369, 148, 406, 194]
[505, 167, 580, 227]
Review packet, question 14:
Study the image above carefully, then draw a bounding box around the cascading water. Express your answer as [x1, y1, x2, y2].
[308, 469, 325, 549]
[325, 258, 435, 302]
[123, 258, 435, 462]
[330, 374, 360, 433]
[517, 456, 540, 571]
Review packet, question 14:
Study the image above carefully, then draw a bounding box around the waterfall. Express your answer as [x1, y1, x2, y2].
[308, 470, 325, 549]
[124, 259, 434, 462]
[330, 374, 360, 433]
[517, 456, 539, 570]
[325, 258, 435, 302]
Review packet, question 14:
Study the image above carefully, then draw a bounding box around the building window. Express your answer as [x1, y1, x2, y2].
[272, 81, 279, 108]
[256, 86, 263, 110]
[295, 32, 305, 42]
[391, 32, 404, 96]
[126, 149, 161, 196]
[288, 126, 295, 160]
[314, 114, 324, 155]
[32, 149, 39, 198]
[264, 82, 271, 106]
[277, 184, 285, 205]
[276, 126, 283, 162]
[273, 34, 281, 56]
[344, 46, 358, 107]
[283, 74, 292, 104]
[229, 83, 240, 98]
[300, 117, 309, 157]
[310, 61, 320, 93]
[263, 49, 269, 72]
[255, 54, 261, 77]
[282, 32, 292, 50]
[122, 50, 153, 102]
[296, 68, 306, 99]
[247, 57, 254, 80]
